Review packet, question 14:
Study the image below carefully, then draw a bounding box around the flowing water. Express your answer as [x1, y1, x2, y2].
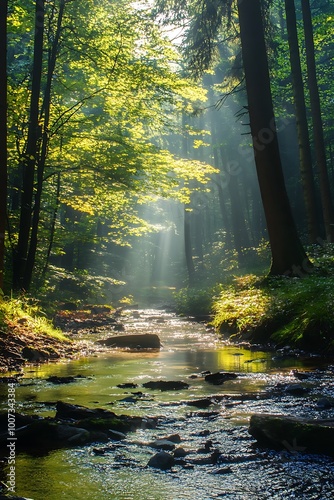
[1, 309, 334, 499]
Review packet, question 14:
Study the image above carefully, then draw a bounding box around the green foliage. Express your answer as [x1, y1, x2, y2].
[212, 244, 334, 351]
[174, 284, 223, 317]
[0, 295, 68, 341]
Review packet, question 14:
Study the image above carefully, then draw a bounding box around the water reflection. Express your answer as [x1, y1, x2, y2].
[1, 310, 333, 500]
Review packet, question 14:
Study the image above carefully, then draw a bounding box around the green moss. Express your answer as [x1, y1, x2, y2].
[77, 417, 131, 432]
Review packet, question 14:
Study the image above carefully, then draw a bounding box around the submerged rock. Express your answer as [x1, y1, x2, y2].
[249, 414, 334, 457]
[204, 372, 238, 385]
[143, 380, 189, 391]
[97, 333, 161, 349]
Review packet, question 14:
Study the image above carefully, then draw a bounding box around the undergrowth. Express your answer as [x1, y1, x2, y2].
[0, 295, 69, 341]
[175, 243, 334, 352]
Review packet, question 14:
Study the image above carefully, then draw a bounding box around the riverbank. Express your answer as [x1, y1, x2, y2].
[0, 299, 122, 372]
[212, 273, 334, 354]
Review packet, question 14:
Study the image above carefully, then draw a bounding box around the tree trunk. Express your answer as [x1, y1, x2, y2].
[13, 0, 45, 290]
[184, 207, 196, 285]
[237, 0, 311, 276]
[301, 0, 334, 242]
[0, 1, 7, 291]
[285, 0, 319, 243]
[24, 0, 65, 289]
[41, 172, 61, 279]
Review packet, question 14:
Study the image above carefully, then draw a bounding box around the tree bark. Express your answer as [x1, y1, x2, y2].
[24, 0, 65, 289]
[237, 0, 311, 276]
[0, 1, 7, 291]
[13, 0, 45, 290]
[301, 0, 334, 242]
[285, 0, 319, 243]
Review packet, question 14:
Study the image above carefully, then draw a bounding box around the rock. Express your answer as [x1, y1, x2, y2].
[164, 434, 181, 443]
[117, 383, 138, 389]
[284, 384, 309, 396]
[185, 398, 213, 408]
[197, 440, 213, 453]
[143, 380, 189, 391]
[21, 347, 48, 362]
[47, 375, 85, 384]
[149, 439, 176, 451]
[97, 334, 161, 349]
[292, 370, 312, 380]
[174, 447, 188, 458]
[204, 372, 238, 385]
[249, 414, 334, 457]
[108, 430, 126, 440]
[316, 398, 333, 409]
[56, 401, 117, 420]
[147, 451, 175, 469]
[55, 401, 144, 433]
[3, 420, 96, 451]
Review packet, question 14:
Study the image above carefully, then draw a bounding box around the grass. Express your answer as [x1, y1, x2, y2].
[212, 274, 334, 350]
[175, 244, 334, 352]
[0, 295, 69, 341]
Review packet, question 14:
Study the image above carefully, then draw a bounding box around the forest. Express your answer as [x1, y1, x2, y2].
[1, 0, 334, 352]
[1, 1, 334, 499]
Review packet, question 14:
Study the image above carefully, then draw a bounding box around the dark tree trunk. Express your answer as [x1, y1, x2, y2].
[285, 0, 319, 243]
[301, 0, 334, 242]
[0, 1, 7, 291]
[13, 0, 45, 290]
[24, 0, 65, 289]
[237, 0, 311, 276]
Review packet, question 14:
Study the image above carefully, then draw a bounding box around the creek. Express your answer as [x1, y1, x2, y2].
[1, 309, 334, 499]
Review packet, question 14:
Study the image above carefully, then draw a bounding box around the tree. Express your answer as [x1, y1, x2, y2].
[0, 0, 7, 291]
[301, 0, 334, 242]
[7, 0, 215, 291]
[285, 0, 319, 243]
[155, 0, 312, 276]
[13, 0, 45, 290]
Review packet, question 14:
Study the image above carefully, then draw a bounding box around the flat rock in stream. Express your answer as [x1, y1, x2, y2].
[143, 380, 189, 391]
[204, 372, 238, 385]
[96, 334, 161, 349]
[249, 414, 334, 457]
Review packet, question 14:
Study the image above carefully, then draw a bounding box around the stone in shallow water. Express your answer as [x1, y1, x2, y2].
[249, 414, 334, 457]
[147, 451, 175, 469]
[143, 380, 189, 391]
[204, 372, 238, 385]
[97, 333, 161, 349]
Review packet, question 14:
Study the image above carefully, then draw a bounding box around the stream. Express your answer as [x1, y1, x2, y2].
[1, 309, 334, 499]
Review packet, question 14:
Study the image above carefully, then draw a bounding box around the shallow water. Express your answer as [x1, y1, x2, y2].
[1, 309, 334, 499]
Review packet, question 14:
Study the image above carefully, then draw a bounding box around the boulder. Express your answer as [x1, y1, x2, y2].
[249, 414, 334, 457]
[147, 451, 175, 469]
[97, 333, 161, 349]
[204, 372, 238, 385]
[143, 380, 189, 391]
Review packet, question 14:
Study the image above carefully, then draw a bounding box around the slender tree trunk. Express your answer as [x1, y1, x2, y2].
[184, 208, 195, 285]
[0, 1, 7, 291]
[237, 0, 311, 276]
[182, 112, 196, 284]
[301, 0, 334, 242]
[41, 172, 61, 279]
[13, 0, 45, 290]
[285, 0, 319, 243]
[24, 0, 65, 289]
